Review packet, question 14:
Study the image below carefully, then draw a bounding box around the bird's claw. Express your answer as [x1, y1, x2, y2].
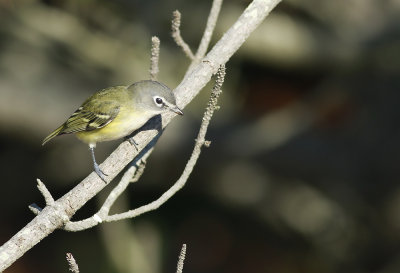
[128, 137, 139, 151]
[94, 163, 108, 183]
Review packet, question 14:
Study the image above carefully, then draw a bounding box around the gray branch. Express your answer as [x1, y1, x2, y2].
[28, 179, 55, 215]
[66, 64, 225, 230]
[100, 64, 225, 223]
[176, 244, 187, 273]
[63, 149, 152, 231]
[149, 36, 160, 81]
[172, 10, 195, 60]
[66, 253, 80, 273]
[62, 0, 223, 233]
[0, 0, 282, 270]
[195, 0, 223, 61]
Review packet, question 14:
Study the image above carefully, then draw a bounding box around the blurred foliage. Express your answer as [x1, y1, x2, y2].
[0, 0, 400, 272]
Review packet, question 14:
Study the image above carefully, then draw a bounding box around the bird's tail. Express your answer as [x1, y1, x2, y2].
[42, 125, 64, 146]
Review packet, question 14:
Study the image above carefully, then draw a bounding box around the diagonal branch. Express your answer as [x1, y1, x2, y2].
[0, 0, 282, 270]
[58, 0, 224, 233]
[195, 0, 223, 60]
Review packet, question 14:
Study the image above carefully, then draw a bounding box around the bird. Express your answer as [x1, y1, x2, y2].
[42, 80, 183, 181]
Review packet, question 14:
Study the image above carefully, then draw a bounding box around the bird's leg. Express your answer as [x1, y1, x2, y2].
[89, 145, 107, 182]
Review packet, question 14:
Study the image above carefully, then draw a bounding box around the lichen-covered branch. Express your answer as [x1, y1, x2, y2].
[149, 36, 160, 80]
[66, 253, 80, 273]
[176, 244, 187, 273]
[172, 10, 195, 60]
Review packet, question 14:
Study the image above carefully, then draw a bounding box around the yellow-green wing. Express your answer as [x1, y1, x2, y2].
[42, 98, 120, 145]
[62, 100, 120, 133]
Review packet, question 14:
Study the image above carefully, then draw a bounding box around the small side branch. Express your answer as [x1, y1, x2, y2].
[176, 244, 187, 273]
[36, 178, 55, 206]
[150, 36, 160, 81]
[195, 0, 223, 60]
[66, 253, 80, 273]
[29, 179, 55, 215]
[172, 10, 195, 61]
[28, 203, 42, 215]
[98, 152, 149, 217]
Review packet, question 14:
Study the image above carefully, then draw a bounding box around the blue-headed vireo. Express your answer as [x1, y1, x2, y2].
[42, 80, 183, 181]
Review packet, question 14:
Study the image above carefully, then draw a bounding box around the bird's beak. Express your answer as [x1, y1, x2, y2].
[164, 101, 184, 115]
[171, 106, 184, 116]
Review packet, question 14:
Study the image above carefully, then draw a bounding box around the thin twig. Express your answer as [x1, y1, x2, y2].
[98, 150, 150, 216]
[66, 253, 80, 273]
[64, 149, 152, 231]
[36, 178, 55, 206]
[130, 158, 147, 183]
[104, 65, 226, 222]
[195, 0, 223, 60]
[29, 179, 55, 215]
[172, 10, 195, 60]
[28, 203, 42, 215]
[176, 244, 187, 273]
[150, 36, 160, 81]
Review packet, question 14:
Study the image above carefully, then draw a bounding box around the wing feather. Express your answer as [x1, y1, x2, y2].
[42, 86, 127, 145]
[61, 100, 120, 134]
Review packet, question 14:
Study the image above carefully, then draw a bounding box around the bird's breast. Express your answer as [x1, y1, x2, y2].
[76, 110, 152, 144]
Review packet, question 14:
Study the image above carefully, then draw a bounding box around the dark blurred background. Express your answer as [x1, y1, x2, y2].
[1, 0, 400, 272]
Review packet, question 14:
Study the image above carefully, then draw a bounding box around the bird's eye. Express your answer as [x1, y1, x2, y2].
[154, 96, 164, 107]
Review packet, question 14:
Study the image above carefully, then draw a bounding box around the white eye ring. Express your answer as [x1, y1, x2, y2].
[153, 96, 164, 107]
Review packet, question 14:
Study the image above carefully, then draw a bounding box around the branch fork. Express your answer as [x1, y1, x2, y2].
[28, 179, 55, 215]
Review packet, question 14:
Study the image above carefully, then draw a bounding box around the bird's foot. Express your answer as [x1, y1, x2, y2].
[127, 137, 139, 151]
[94, 162, 108, 183]
[89, 145, 107, 183]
